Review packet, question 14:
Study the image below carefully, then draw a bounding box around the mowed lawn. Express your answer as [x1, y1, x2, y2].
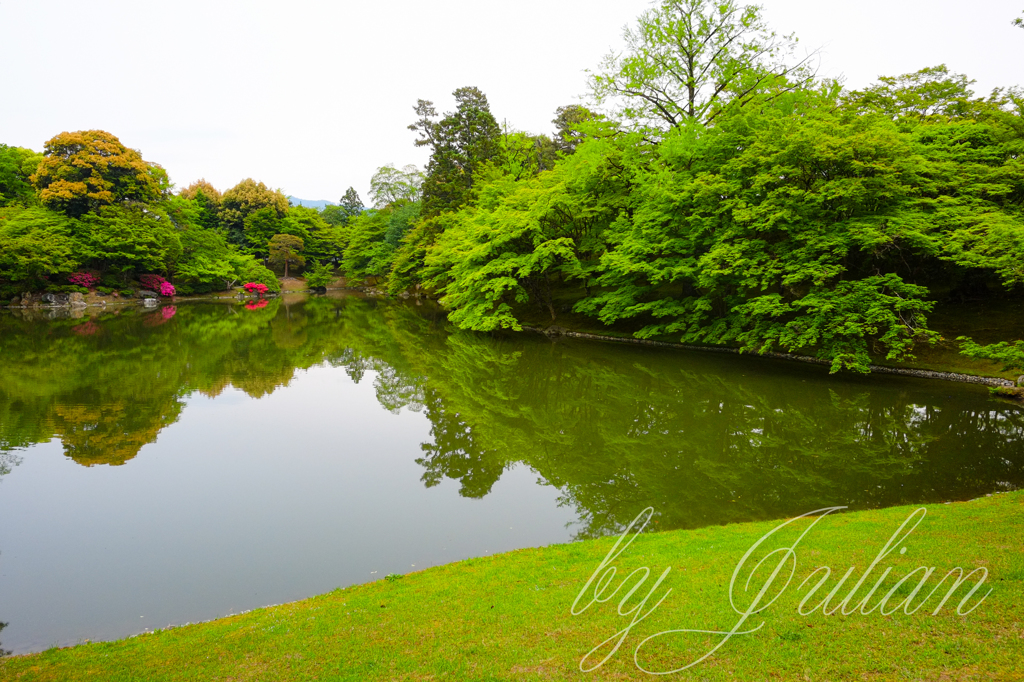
[2, 493, 1022, 681]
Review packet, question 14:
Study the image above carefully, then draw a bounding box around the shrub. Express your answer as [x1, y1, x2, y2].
[243, 282, 269, 296]
[96, 286, 114, 295]
[159, 281, 176, 297]
[304, 261, 334, 289]
[139, 274, 166, 291]
[67, 272, 99, 289]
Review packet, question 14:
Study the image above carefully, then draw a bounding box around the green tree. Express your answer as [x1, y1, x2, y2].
[30, 130, 167, 217]
[422, 137, 630, 329]
[322, 187, 364, 227]
[843, 65, 980, 119]
[304, 260, 335, 289]
[589, 0, 814, 130]
[242, 206, 283, 255]
[76, 205, 182, 277]
[220, 179, 289, 245]
[0, 206, 79, 290]
[268, 233, 305, 278]
[0, 144, 43, 206]
[551, 104, 597, 155]
[178, 179, 222, 231]
[409, 86, 502, 216]
[369, 164, 424, 208]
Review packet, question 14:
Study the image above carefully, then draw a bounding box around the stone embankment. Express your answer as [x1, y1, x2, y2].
[526, 325, 1021, 388]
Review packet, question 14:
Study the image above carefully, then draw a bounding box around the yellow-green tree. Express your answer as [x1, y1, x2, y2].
[30, 130, 166, 217]
[220, 179, 289, 245]
[268, 233, 305, 278]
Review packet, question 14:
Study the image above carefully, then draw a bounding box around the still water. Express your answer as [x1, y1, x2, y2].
[1, 295, 1022, 655]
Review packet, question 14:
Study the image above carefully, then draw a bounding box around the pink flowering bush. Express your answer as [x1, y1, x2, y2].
[159, 282, 176, 297]
[67, 272, 99, 289]
[243, 282, 269, 297]
[140, 274, 166, 291]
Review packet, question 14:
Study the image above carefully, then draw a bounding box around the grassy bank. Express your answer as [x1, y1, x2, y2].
[3, 493, 1022, 681]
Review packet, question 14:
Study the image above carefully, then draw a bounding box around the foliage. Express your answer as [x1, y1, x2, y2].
[31, 130, 166, 217]
[303, 261, 334, 289]
[589, 0, 815, 130]
[0, 206, 79, 287]
[842, 65, 982, 119]
[75, 205, 182, 276]
[0, 144, 43, 206]
[220, 179, 289, 244]
[243, 282, 270, 296]
[233, 255, 281, 293]
[369, 164, 424, 208]
[423, 137, 631, 329]
[409, 87, 502, 216]
[67, 272, 99, 289]
[322, 187, 364, 226]
[958, 337, 1024, 372]
[268, 233, 305, 278]
[139, 274, 166, 290]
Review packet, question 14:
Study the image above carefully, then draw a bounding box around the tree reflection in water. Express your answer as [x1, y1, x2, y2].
[1, 296, 1021, 538]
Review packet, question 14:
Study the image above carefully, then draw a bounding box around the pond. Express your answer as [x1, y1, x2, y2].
[1, 294, 1022, 655]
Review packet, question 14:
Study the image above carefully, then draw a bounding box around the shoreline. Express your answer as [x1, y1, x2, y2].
[5, 286, 1022, 390]
[3, 491, 1021, 680]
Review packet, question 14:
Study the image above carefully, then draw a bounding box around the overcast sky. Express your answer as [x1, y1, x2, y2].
[1, 0, 1021, 203]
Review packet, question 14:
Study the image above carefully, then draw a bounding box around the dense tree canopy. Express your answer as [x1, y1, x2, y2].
[31, 130, 167, 217]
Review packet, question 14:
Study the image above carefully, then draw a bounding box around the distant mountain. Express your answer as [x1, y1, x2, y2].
[287, 196, 336, 210]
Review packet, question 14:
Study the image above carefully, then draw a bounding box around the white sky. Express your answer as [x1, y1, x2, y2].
[1, 0, 1021, 203]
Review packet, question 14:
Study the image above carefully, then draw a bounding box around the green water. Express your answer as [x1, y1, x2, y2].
[0, 294, 1022, 653]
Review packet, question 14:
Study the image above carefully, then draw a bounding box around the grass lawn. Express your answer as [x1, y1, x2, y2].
[2, 492, 1022, 681]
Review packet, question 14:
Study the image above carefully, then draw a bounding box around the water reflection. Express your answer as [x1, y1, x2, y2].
[2, 296, 1022, 538]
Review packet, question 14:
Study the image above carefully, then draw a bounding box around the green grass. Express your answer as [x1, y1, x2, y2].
[3, 493, 1022, 681]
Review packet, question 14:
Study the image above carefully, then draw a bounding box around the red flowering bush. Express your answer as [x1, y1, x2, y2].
[67, 272, 99, 289]
[140, 274, 166, 291]
[243, 282, 269, 297]
[159, 282, 176, 297]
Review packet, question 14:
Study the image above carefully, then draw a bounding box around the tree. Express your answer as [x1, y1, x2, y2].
[76, 205, 182, 277]
[220, 179, 289, 245]
[30, 130, 166, 217]
[0, 144, 43, 206]
[268, 233, 305, 278]
[409, 86, 502, 216]
[0, 206, 79, 287]
[589, 0, 815, 130]
[369, 164, 424, 208]
[1014, 11, 1023, 28]
[178, 179, 222, 204]
[843, 65, 978, 119]
[551, 104, 597, 155]
[323, 186, 364, 226]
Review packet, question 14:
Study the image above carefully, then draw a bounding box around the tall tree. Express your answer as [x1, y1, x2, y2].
[322, 187, 363, 226]
[409, 86, 502, 216]
[31, 130, 167, 217]
[589, 0, 815, 130]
